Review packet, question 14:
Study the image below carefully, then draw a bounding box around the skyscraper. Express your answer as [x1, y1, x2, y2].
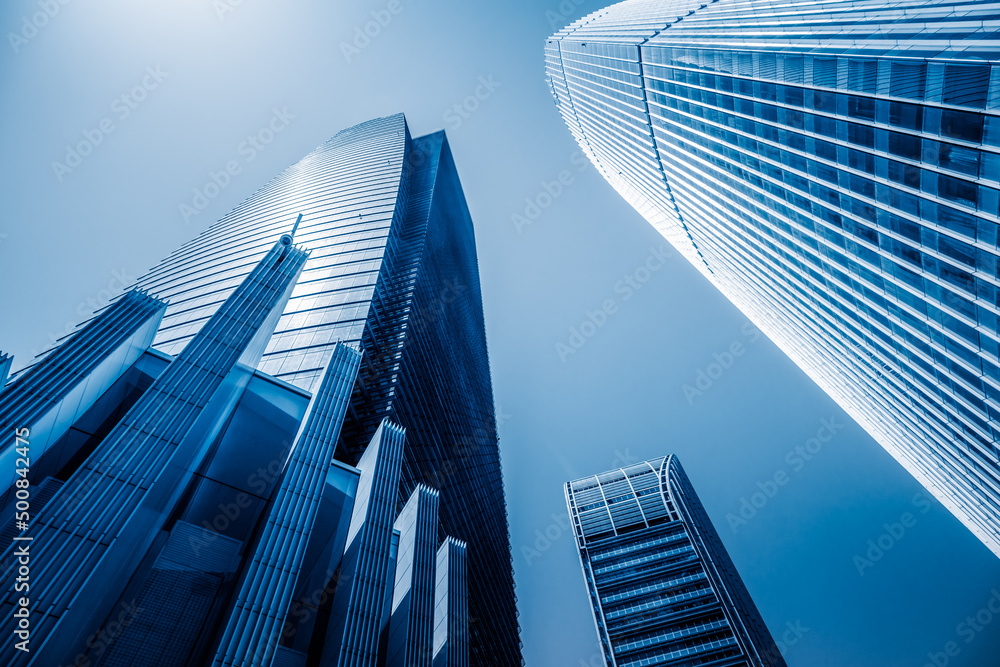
[546, 0, 1000, 557]
[0, 114, 520, 665]
[566, 456, 785, 666]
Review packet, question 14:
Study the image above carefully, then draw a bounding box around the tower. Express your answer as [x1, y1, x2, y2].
[547, 0, 1000, 557]
[566, 456, 785, 666]
[0, 114, 520, 665]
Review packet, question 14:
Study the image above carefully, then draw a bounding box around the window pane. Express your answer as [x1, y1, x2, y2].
[942, 64, 991, 109]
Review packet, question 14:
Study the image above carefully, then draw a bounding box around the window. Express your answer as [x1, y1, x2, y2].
[813, 89, 837, 113]
[813, 162, 839, 184]
[936, 205, 978, 239]
[985, 116, 1000, 147]
[849, 149, 874, 174]
[938, 262, 975, 293]
[889, 102, 922, 131]
[886, 186, 920, 215]
[781, 107, 805, 129]
[847, 95, 876, 121]
[887, 160, 921, 188]
[783, 56, 804, 84]
[938, 235, 976, 268]
[939, 144, 980, 176]
[850, 174, 875, 199]
[848, 123, 874, 148]
[942, 65, 991, 109]
[814, 114, 838, 138]
[890, 214, 921, 241]
[758, 53, 777, 81]
[736, 52, 753, 76]
[887, 131, 921, 160]
[848, 60, 877, 93]
[890, 61, 926, 99]
[758, 103, 777, 122]
[814, 58, 838, 88]
[779, 85, 804, 107]
[941, 109, 985, 144]
[939, 175, 979, 208]
[815, 139, 837, 161]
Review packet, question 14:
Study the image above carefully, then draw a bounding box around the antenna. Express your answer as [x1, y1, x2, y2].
[280, 213, 304, 248]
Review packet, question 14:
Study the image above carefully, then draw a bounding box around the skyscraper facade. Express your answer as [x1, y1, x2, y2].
[566, 455, 785, 666]
[546, 0, 1000, 557]
[0, 114, 519, 665]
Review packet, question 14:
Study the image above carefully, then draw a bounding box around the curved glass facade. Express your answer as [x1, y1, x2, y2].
[547, 0, 1000, 557]
[0, 114, 520, 665]
[134, 114, 519, 665]
[566, 456, 785, 666]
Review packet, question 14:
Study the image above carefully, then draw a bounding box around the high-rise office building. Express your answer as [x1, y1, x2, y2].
[546, 0, 1000, 556]
[0, 114, 520, 665]
[565, 456, 785, 667]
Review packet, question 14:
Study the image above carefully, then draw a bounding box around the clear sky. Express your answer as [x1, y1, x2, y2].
[2, 1, 999, 665]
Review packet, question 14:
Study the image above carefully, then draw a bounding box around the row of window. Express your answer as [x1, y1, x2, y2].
[655, 129, 1000, 419]
[652, 96, 1000, 250]
[648, 78, 1000, 204]
[647, 64, 1000, 146]
[643, 45, 996, 110]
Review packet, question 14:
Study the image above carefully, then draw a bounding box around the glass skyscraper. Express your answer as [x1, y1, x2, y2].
[547, 0, 1000, 557]
[0, 114, 520, 666]
[566, 456, 785, 666]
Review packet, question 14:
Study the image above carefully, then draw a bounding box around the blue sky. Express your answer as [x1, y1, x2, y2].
[1, 1, 999, 665]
